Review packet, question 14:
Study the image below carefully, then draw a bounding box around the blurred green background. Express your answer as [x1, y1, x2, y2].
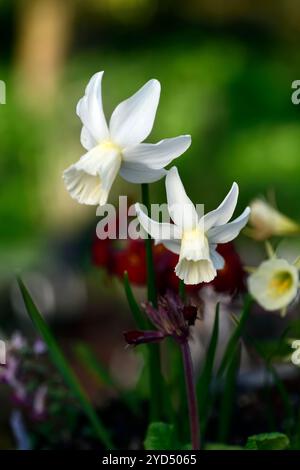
[1, 0, 300, 278]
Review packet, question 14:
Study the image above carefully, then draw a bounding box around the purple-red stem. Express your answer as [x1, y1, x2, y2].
[181, 340, 200, 450]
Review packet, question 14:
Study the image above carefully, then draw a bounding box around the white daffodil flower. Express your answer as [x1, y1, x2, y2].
[248, 257, 299, 315]
[135, 167, 250, 285]
[247, 198, 300, 241]
[63, 72, 191, 205]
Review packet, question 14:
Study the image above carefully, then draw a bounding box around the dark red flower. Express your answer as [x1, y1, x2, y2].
[153, 244, 179, 293]
[92, 235, 114, 271]
[114, 239, 147, 285]
[210, 243, 245, 294]
[124, 291, 198, 346]
[123, 329, 165, 345]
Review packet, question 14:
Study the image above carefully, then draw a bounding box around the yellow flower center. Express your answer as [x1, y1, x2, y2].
[182, 228, 204, 242]
[268, 271, 294, 298]
[100, 140, 122, 154]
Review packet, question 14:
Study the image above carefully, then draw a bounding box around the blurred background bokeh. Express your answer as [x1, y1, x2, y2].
[1, 0, 300, 421]
[1, 0, 300, 450]
[2, 0, 300, 271]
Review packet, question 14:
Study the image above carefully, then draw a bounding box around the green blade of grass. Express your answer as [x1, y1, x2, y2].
[197, 303, 220, 438]
[218, 344, 241, 442]
[123, 271, 147, 329]
[179, 279, 186, 302]
[141, 183, 158, 308]
[269, 365, 294, 433]
[18, 277, 114, 449]
[217, 294, 252, 379]
[246, 336, 294, 435]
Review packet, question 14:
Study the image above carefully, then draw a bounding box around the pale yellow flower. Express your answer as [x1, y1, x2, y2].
[248, 257, 299, 315]
[247, 199, 300, 241]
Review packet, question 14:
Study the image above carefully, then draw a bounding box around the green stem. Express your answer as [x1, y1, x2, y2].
[141, 183, 157, 306]
[179, 279, 186, 302]
[141, 183, 162, 421]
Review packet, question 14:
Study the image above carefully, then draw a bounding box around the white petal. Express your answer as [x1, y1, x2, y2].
[207, 207, 250, 244]
[63, 145, 121, 206]
[123, 136, 191, 169]
[76, 72, 109, 148]
[201, 182, 239, 231]
[166, 167, 198, 230]
[80, 126, 97, 151]
[175, 259, 217, 285]
[209, 247, 225, 270]
[135, 203, 181, 241]
[120, 161, 166, 183]
[109, 79, 160, 147]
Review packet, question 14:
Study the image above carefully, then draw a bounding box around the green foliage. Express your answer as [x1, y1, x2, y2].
[143, 423, 286, 451]
[144, 422, 177, 450]
[254, 338, 292, 361]
[245, 433, 290, 450]
[218, 295, 252, 378]
[144, 422, 184, 450]
[205, 443, 243, 450]
[218, 345, 241, 442]
[123, 271, 147, 329]
[197, 303, 219, 437]
[244, 329, 294, 435]
[18, 277, 114, 449]
[144, 424, 290, 451]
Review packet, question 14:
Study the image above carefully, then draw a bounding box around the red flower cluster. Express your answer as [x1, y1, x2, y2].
[92, 234, 245, 295]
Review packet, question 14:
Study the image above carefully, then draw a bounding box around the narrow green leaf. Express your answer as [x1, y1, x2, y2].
[123, 270, 163, 422]
[246, 432, 290, 450]
[18, 277, 114, 449]
[197, 303, 220, 437]
[141, 183, 157, 307]
[218, 344, 241, 442]
[123, 271, 147, 329]
[269, 366, 294, 431]
[179, 279, 186, 302]
[217, 294, 252, 378]
[165, 337, 187, 442]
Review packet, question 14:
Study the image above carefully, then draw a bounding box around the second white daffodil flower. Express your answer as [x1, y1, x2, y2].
[248, 198, 300, 241]
[63, 72, 191, 206]
[135, 167, 250, 285]
[248, 257, 299, 315]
